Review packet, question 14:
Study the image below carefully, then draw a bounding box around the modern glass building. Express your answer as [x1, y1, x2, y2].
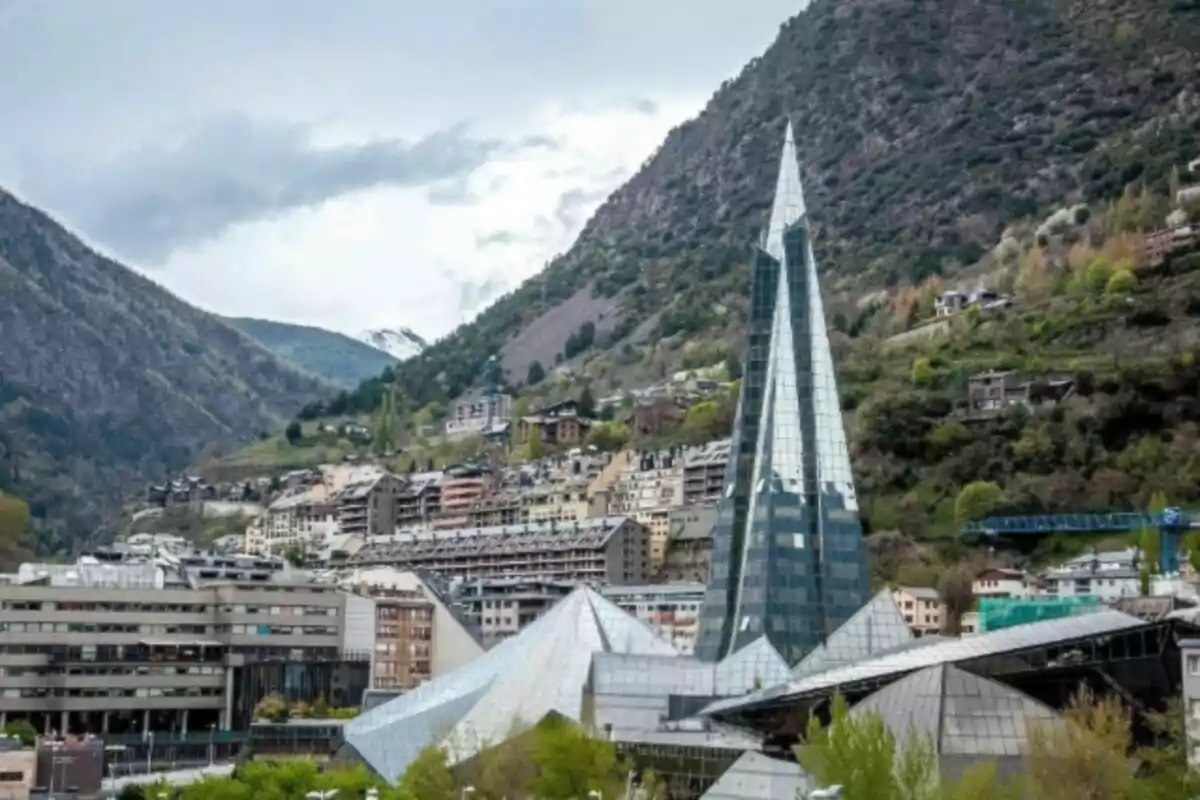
[694, 122, 870, 665]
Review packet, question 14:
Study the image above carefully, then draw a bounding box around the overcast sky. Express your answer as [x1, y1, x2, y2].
[0, 0, 803, 340]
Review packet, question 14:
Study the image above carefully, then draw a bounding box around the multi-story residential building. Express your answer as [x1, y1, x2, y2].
[369, 590, 434, 691]
[609, 450, 682, 516]
[258, 485, 339, 556]
[340, 568, 483, 679]
[602, 583, 705, 654]
[517, 400, 593, 446]
[0, 553, 372, 741]
[347, 517, 649, 586]
[334, 473, 404, 538]
[454, 578, 576, 649]
[1181, 638, 1200, 767]
[1043, 549, 1141, 599]
[445, 391, 513, 440]
[973, 568, 1031, 599]
[659, 505, 717, 583]
[435, 466, 491, 530]
[892, 586, 944, 637]
[395, 472, 442, 530]
[681, 439, 729, 507]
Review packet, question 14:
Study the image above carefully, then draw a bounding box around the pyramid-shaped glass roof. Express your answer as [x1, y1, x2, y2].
[700, 751, 813, 800]
[792, 588, 914, 678]
[343, 586, 677, 781]
[850, 663, 1061, 757]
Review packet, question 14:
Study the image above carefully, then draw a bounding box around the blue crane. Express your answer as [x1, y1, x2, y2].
[961, 507, 1196, 574]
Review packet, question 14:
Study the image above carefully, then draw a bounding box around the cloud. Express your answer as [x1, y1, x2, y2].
[475, 230, 518, 248]
[19, 115, 506, 262]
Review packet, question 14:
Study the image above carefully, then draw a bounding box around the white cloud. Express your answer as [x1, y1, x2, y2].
[160, 99, 700, 337]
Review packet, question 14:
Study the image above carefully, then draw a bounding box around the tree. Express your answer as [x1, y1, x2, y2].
[284, 421, 302, 445]
[1137, 699, 1200, 799]
[523, 426, 544, 461]
[954, 481, 1003, 526]
[252, 693, 289, 723]
[1105, 269, 1136, 295]
[578, 385, 596, 418]
[526, 360, 546, 385]
[796, 694, 939, 800]
[910, 357, 934, 387]
[3, 719, 36, 747]
[937, 566, 975, 637]
[585, 421, 630, 452]
[399, 744, 457, 800]
[527, 717, 624, 800]
[1023, 687, 1137, 800]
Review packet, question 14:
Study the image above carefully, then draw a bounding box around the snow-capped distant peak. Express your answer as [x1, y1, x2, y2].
[358, 327, 428, 361]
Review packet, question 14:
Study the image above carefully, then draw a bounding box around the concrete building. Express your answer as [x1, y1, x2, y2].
[445, 392, 513, 440]
[258, 485, 338, 556]
[435, 466, 491, 530]
[395, 472, 442, 530]
[602, 583, 705, 654]
[1182, 638, 1200, 768]
[892, 586, 945, 637]
[681, 440, 729, 507]
[973, 568, 1030, 599]
[1043, 549, 1141, 600]
[340, 568, 483, 680]
[347, 517, 649, 586]
[369, 591, 434, 691]
[454, 578, 576, 649]
[0, 554, 373, 739]
[0, 738, 35, 800]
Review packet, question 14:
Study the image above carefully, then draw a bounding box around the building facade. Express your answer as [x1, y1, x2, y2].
[694, 123, 870, 664]
[602, 583, 705, 654]
[892, 586, 944, 637]
[370, 591, 434, 691]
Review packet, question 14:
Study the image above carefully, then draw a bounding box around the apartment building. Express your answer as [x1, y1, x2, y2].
[893, 586, 944, 637]
[1043, 549, 1141, 599]
[602, 583, 705, 654]
[517, 400, 593, 446]
[347, 517, 649, 586]
[445, 391, 513, 440]
[973, 568, 1030, 599]
[0, 554, 371, 740]
[435, 466, 491, 530]
[454, 578, 575, 649]
[257, 485, 338, 555]
[369, 590, 434, 691]
[341, 568, 483, 679]
[682, 439, 730, 506]
[335, 473, 404, 538]
[396, 472, 443, 530]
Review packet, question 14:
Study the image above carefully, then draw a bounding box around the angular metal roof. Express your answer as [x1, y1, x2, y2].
[704, 609, 1147, 718]
[699, 751, 812, 800]
[343, 586, 677, 781]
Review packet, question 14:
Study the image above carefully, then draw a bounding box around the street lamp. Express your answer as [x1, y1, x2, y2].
[208, 724, 216, 767]
[145, 731, 154, 776]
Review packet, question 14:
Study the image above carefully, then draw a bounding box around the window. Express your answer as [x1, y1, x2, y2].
[0, 771, 23, 782]
[1189, 654, 1200, 676]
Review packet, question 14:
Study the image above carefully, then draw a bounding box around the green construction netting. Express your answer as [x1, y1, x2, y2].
[977, 596, 1102, 633]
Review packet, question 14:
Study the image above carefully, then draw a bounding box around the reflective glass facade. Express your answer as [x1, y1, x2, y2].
[695, 123, 869, 664]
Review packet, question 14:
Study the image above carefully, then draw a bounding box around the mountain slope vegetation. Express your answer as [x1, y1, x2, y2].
[227, 317, 398, 387]
[368, 0, 1199, 405]
[0, 189, 330, 559]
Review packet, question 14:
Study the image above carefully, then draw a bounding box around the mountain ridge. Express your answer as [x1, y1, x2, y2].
[0, 187, 330, 558]
[226, 317, 399, 387]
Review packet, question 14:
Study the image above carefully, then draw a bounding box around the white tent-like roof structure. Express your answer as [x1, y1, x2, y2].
[343, 586, 678, 781]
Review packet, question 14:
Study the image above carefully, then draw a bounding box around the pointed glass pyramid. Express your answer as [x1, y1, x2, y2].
[695, 122, 870, 664]
[850, 663, 1061, 763]
[343, 586, 676, 781]
[791, 589, 914, 678]
[700, 751, 813, 800]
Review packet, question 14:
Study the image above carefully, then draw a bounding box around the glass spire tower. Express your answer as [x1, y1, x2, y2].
[694, 122, 870, 665]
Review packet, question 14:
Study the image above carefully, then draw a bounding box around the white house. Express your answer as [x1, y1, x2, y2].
[973, 568, 1030, 599]
[1043, 549, 1141, 600]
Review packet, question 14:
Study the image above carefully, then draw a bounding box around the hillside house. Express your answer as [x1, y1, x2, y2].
[1142, 225, 1199, 265]
[973, 568, 1031, 599]
[445, 391, 513, 440]
[965, 370, 1073, 419]
[892, 586, 945, 637]
[935, 290, 967, 317]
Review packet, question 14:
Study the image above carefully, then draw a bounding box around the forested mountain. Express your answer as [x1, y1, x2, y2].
[361, 0, 1199, 405]
[227, 317, 399, 388]
[0, 189, 330, 560]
